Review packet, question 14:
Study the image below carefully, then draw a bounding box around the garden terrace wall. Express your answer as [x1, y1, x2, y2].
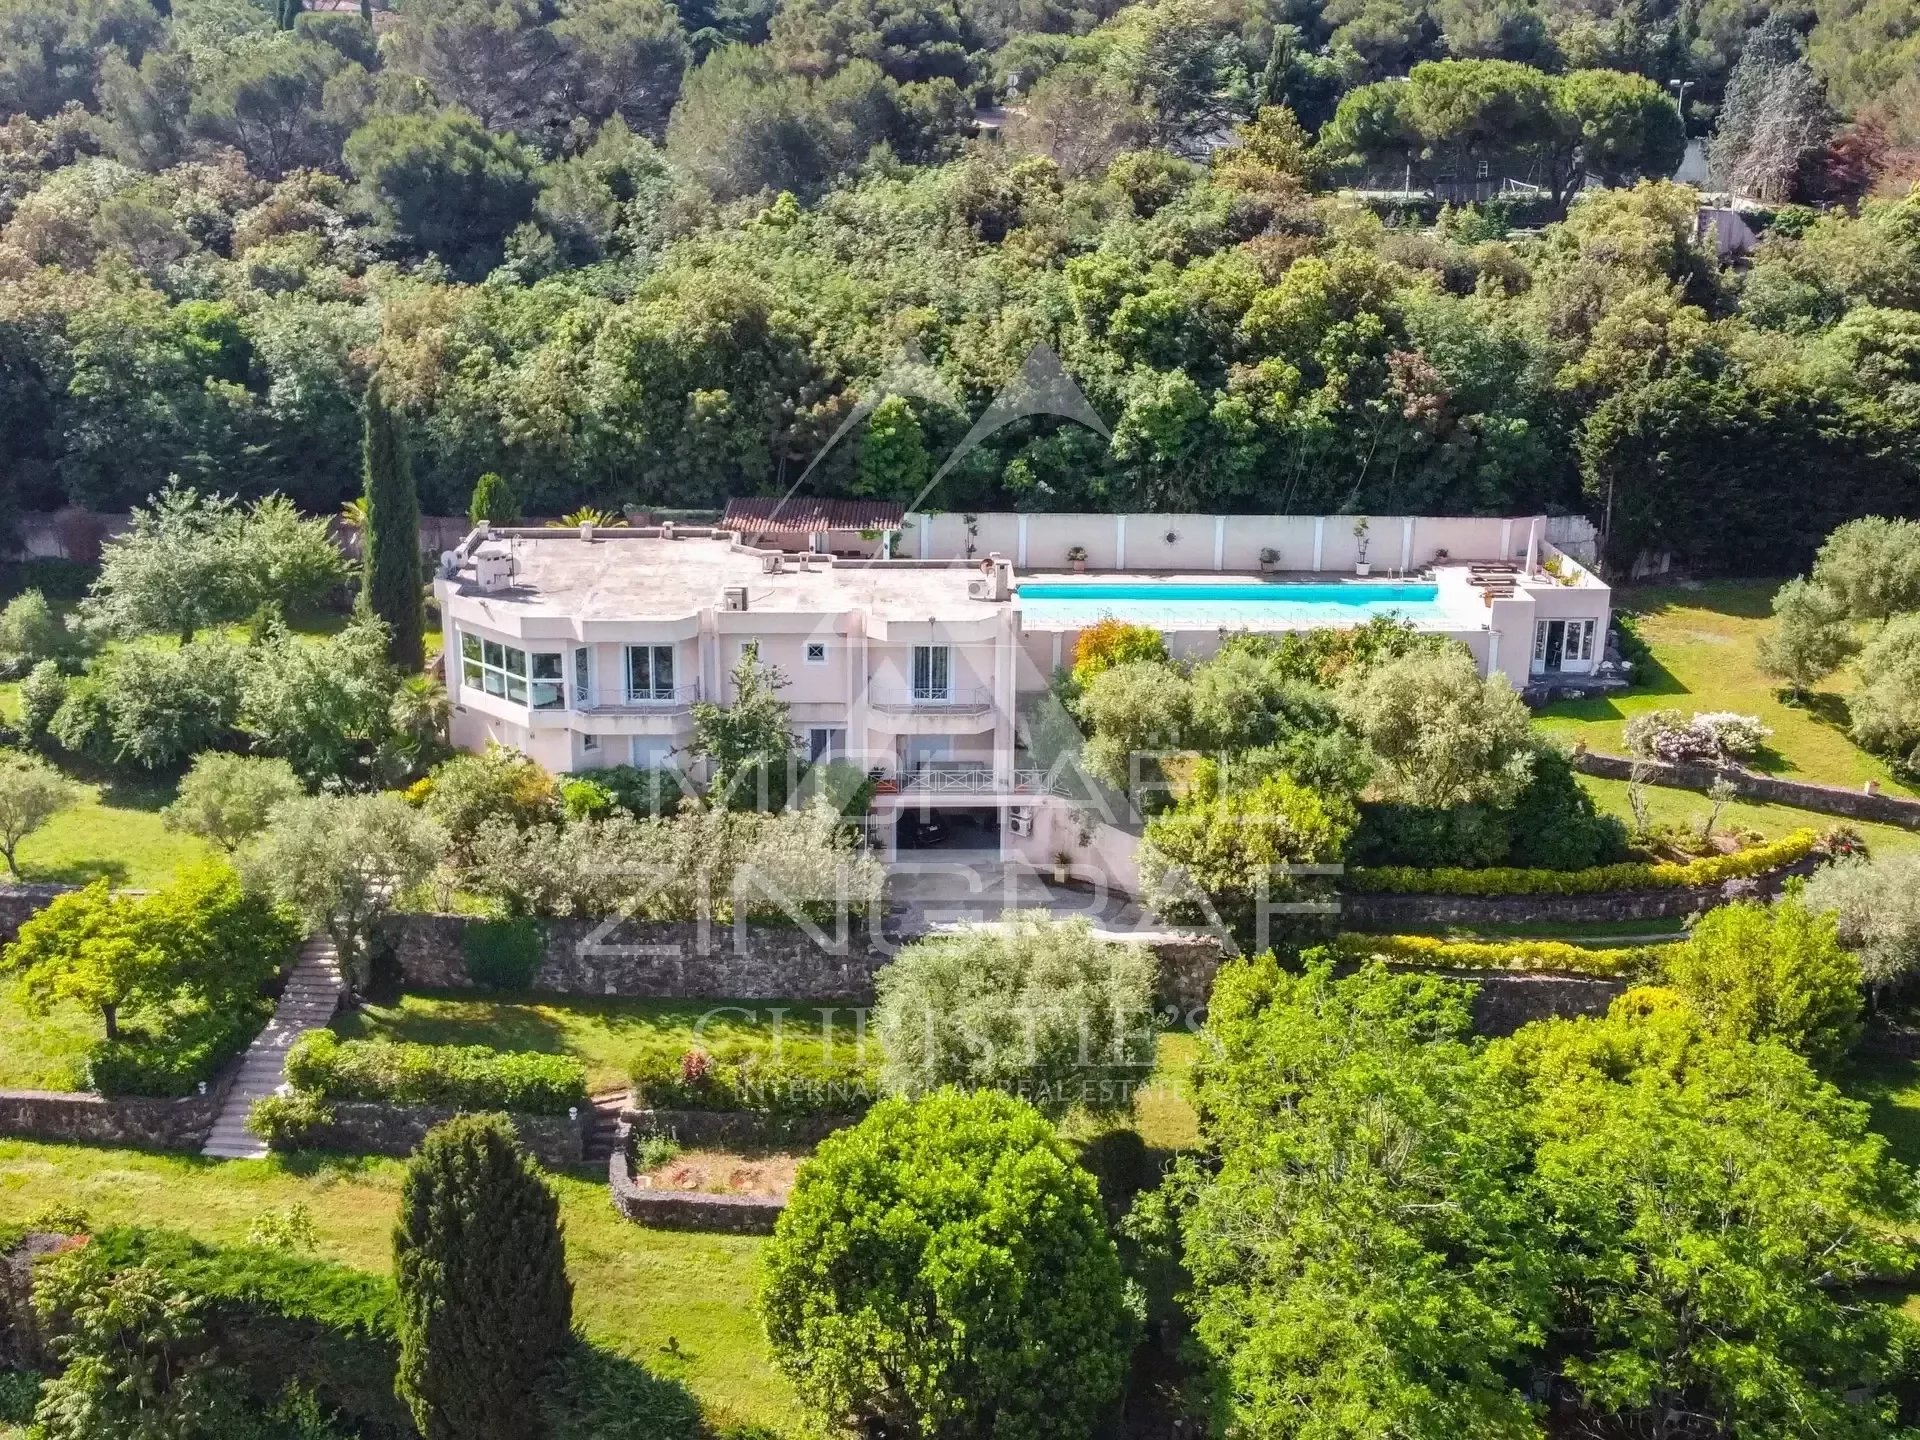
[1572, 750, 1920, 827]
[621, 1105, 858, 1150]
[277, 1101, 585, 1168]
[0, 1078, 231, 1150]
[608, 1148, 784, 1234]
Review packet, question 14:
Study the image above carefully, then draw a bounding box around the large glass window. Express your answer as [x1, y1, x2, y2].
[460, 632, 562, 708]
[626, 645, 676, 701]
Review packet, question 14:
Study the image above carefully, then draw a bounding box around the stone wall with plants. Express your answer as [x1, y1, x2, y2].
[608, 1147, 784, 1235]
[0, 1084, 228, 1150]
[1574, 750, 1920, 827]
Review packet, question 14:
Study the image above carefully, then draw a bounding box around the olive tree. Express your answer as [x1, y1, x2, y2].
[1335, 645, 1535, 808]
[0, 748, 77, 877]
[1802, 853, 1920, 1003]
[872, 912, 1159, 1119]
[162, 753, 303, 852]
[1757, 577, 1858, 697]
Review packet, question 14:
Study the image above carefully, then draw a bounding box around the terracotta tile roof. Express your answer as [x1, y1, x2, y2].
[723, 497, 905, 536]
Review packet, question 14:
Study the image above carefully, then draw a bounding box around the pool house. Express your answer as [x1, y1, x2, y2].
[433, 510, 1612, 861]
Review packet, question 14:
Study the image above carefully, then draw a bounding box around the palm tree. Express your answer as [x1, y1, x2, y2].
[389, 674, 451, 769]
[547, 507, 625, 528]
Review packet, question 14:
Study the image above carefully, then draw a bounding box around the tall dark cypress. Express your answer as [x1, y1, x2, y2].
[361, 373, 425, 672]
[393, 1115, 574, 1440]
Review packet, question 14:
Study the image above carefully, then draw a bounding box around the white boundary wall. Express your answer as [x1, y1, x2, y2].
[900, 512, 1568, 572]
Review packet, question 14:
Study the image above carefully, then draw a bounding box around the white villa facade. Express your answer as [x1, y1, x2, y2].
[433, 510, 1612, 861]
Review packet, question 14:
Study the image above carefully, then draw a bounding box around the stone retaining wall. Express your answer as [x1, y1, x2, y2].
[621, 1106, 859, 1150]
[1572, 750, 1920, 828]
[387, 913, 889, 1001]
[0, 885, 90, 945]
[0, 1073, 233, 1151]
[280, 1101, 585, 1168]
[608, 1148, 783, 1233]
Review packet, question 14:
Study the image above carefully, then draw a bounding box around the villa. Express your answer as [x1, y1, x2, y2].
[432, 509, 1613, 861]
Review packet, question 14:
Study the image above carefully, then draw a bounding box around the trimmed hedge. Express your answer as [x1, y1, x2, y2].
[462, 916, 543, 989]
[284, 1031, 587, 1113]
[1332, 932, 1665, 979]
[630, 1047, 877, 1118]
[1343, 830, 1819, 896]
[87, 999, 273, 1098]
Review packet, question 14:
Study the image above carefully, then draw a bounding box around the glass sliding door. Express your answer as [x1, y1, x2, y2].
[626, 645, 676, 702]
[911, 645, 950, 701]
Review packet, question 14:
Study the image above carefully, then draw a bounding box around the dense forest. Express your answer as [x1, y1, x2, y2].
[0, 0, 1918, 570]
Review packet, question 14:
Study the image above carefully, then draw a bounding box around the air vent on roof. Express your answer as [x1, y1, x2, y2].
[724, 586, 749, 612]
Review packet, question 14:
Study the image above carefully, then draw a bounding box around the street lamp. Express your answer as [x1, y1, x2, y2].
[1668, 78, 1692, 120]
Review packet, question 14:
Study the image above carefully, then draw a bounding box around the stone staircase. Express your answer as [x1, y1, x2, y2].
[583, 1089, 628, 1166]
[202, 934, 344, 1160]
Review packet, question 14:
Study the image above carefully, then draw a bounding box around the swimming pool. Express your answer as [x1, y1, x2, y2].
[1016, 581, 1451, 628]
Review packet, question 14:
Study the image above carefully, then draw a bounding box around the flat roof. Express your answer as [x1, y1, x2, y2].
[444, 532, 989, 623]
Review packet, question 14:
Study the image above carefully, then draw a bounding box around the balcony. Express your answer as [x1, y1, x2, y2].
[876, 762, 1066, 797]
[868, 685, 993, 714]
[578, 682, 701, 715]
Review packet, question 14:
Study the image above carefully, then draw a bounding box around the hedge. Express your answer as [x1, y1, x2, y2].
[1343, 830, 1819, 896]
[1332, 932, 1666, 979]
[630, 1048, 878, 1118]
[284, 1031, 588, 1113]
[463, 915, 543, 989]
[87, 998, 273, 1097]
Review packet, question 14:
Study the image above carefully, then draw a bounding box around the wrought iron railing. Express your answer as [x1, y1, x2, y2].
[868, 685, 993, 713]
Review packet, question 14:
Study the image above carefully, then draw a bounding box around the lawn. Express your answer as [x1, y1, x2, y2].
[0, 991, 97, 1091]
[1577, 774, 1920, 856]
[6, 774, 212, 889]
[0, 1141, 800, 1432]
[332, 992, 872, 1094]
[1535, 579, 1919, 797]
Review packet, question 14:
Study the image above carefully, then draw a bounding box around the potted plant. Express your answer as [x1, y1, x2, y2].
[1052, 850, 1073, 884]
[1352, 518, 1371, 576]
[1066, 544, 1088, 574]
[1258, 546, 1280, 573]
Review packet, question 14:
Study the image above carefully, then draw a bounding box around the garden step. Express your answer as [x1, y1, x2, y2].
[201, 933, 344, 1162]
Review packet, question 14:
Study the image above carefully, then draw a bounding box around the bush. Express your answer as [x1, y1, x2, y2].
[629, 1046, 875, 1117]
[1331, 932, 1662, 979]
[394, 1115, 572, 1440]
[593, 765, 687, 817]
[461, 916, 544, 989]
[88, 999, 274, 1097]
[1350, 802, 1510, 869]
[871, 913, 1159, 1119]
[1624, 708, 1772, 764]
[247, 1090, 337, 1148]
[1071, 618, 1168, 685]
[761, 1090, 1135, 1440]
[559, 777, 615, 821]
[1658, 896, 1863, 1065]
[47, 639, 248, 771]
[1500, 745, 1631, 870]
[1346, 829, 1819, 895]
[284, 1030, 588, 1113]
[162, 753, 303, 853]
[419, 746, 558, 856]
[0, 589, 68, 679]
[16, 660, 66, 743]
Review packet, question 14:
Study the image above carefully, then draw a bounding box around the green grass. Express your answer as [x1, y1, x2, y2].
[0, 991, 97, 1091]
[8, 774, 213, 889]
[332, 993, 871, 1094]
[1535, 580, 1919, 796]
[0, 1142, 800, 1432]
[1577, 774, 1920, 856]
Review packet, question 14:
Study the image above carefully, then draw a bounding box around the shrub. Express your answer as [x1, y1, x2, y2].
[559, 777, 615, 821]
[1335, 645, 1536, 808]
[629, 1046, 876, 1117]
[1331, 932, 1662, 979]
[872, 913, 1158, 1119]
[0, 589, 67, 679]
[16, 660, 66, 743]
[1350, 802, 1510, 869]
[760, 1090, 1135, 1440]
[594, 765, 687, 817]
[47, 639, 248, 771]
[462, 915, 544, 989]
[419, 746, 558, 856]
[1077, 659, 1191, 794]
[1346, 829, 1819, 895]
[1500, 745, 1631, 870]
[88, 999, 273, 1097]
[284, 1030, 588, 1113]
[162, 753, 302, 853]
[248, 1091, 338, 1148]
[1071, 618, 1168, 685]
[1625, 708, 1771, 764]
[394, 1115, 572, 1440]
[1658, 896, 1863, 1065]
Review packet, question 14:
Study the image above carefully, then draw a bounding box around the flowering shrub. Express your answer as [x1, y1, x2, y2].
[630, 1046, 876, 1117]
[1346, 829, 1819, 895]
[1623, 709, 1772, 764]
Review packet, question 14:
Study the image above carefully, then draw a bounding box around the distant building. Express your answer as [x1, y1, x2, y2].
[720, 497, 902, 557]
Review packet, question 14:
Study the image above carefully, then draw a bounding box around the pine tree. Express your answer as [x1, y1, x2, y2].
[468, 472, 519, 525]
[361, 373, 425, 672]
[393, 1115, 574, 1440]
[276, 0, 301, 29]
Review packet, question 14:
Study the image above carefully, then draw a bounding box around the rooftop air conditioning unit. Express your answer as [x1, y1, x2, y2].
[1009, 807, 1034, 836]
[762, 553, 784, 574]
[967, 578, 993, 600]
[474, 540, 513, 592]
[723, 586, 749, 612]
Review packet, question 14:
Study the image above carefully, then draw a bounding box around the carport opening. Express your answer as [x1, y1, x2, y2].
[894, 805, 1003, 854]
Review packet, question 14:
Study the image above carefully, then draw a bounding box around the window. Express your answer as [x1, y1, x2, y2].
[807, 727, 842, 762]
[1532, 623, 1547, 663]
[573, 648, 592, 709]
[1567, 619, 1596, 663]
[530, 652, 564, 709]
[582, 733, 599, 751]
[463, 632, 528, 704]
[804, 642, 828, 667]
[911, 645, 950, 701]
[626, 645, 676, 701]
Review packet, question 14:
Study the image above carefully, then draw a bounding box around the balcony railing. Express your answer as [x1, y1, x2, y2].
[869, 685, 993, 714]
[881, 764, 1067, 795]
[578, 682, 701, 714]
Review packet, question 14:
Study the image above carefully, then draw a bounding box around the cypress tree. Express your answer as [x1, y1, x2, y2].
[393, 1114, 574, 1440]
[361, 373, 425, 672]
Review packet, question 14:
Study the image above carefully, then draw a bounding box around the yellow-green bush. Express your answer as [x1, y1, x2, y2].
[1331, 933, 1665, 979]
[1343, 831, 1818, 896]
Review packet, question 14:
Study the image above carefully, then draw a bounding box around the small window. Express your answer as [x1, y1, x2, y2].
[582, 733, 599, 751]
[804, 642, 828, 666]
[530, 652, 564, 710]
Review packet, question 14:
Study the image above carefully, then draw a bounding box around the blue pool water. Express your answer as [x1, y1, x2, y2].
[1016, 581, 1449, 628]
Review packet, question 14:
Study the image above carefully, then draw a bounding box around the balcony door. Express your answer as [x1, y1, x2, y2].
[626, 644, 676, 701]
[911, 644, 950, 702]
